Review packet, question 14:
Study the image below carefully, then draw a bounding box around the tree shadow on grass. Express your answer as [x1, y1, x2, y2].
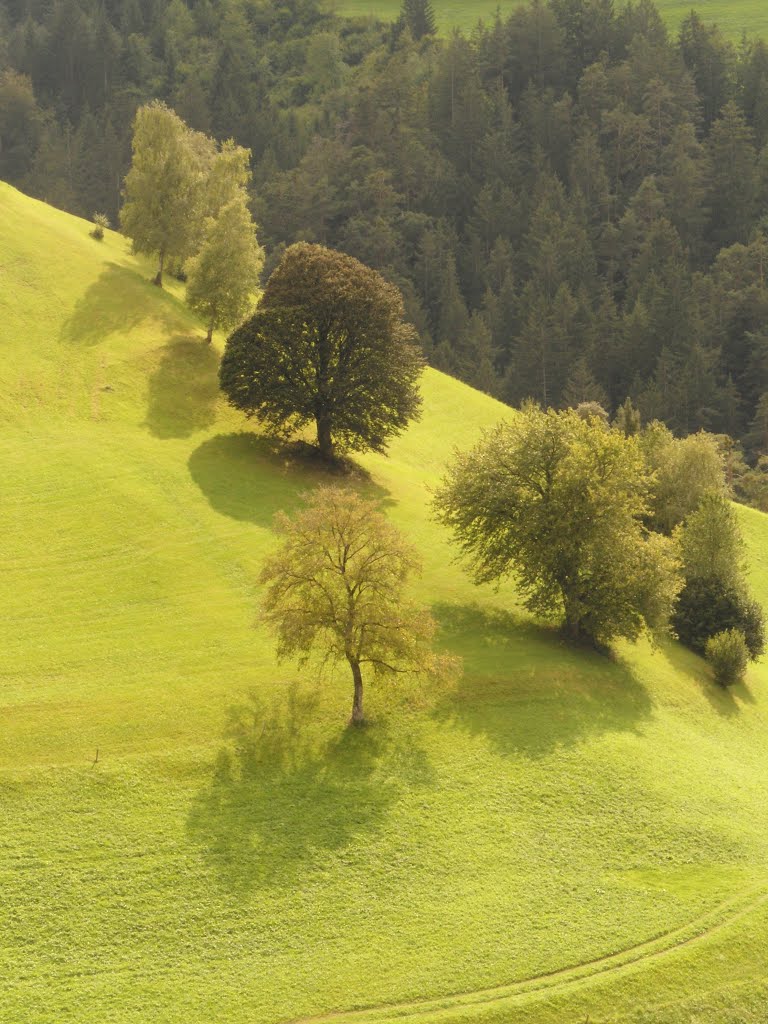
[430, 602, 653, 759]
[188, 432, 393, 528]
[187, 685, 433, 891]
[59, 262, 185, 346]
[144, 336, 220, 439]
[660, 640, 756, 717]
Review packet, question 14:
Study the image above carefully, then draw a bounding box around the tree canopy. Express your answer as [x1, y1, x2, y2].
[120, 102, 207, 286]
[219, 243, 424, 460]
[672, 491, 765, 658]
[185, 192, 264, 342]
[259, 486, 440, 724]
[433, 406, 682, 646]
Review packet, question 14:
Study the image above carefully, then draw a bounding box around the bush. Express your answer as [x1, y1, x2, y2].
[90, 212, 109, 241]
[673, 577, 765, 659]
[705, 629, 749, 686]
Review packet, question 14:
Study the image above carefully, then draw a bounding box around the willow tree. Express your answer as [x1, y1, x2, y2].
[259, 487, 438, 724]
[219, 243, 424, 460]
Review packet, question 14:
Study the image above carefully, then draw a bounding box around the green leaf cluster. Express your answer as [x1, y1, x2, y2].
[219, 243, 424, 459]
[433, 405, 682, 647]
[121, 103, 261, 325]
[672, 492, 766, 659]
[705, 628, 750, 687]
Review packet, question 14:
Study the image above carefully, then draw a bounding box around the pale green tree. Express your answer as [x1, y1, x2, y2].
[203, 138, 251, 220]
[185, 192, 264, 343]
[120, 101, 208, 286]
[259, 487, 443, 725]
[676, 491, 745, 587]
[639, 423, 726, 534]
[706, 629, 749, 687]
[433, 406, 681, 647]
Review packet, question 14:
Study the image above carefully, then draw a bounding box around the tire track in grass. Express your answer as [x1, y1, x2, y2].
[290, 883, 768, 1024]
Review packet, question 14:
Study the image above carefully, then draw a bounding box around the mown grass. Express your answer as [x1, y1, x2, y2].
[332, 0, 768, 39]
[2, 179, 768, 1023]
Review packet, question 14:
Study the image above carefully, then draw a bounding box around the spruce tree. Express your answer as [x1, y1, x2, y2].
[400, 0, 437, 41]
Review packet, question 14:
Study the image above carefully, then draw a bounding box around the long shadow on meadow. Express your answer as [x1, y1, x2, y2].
[187, 685, 433, 891]
[188, 433, 307, 527]
[188, 432, 393, 528]
[660, 639, 755, 717]
[145, 336, 221, 439]
[59, 262, 184, 346]
[431, 602, 654, 759]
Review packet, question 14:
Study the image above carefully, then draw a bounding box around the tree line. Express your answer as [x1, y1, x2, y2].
[7, 0, 768, 480]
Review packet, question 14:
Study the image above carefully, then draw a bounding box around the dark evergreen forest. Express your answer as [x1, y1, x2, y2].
[4, 0, 768, 462]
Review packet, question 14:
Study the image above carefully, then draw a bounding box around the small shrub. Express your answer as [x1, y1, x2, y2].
[90, 212, 109, 241]
[705, 629, 749, 687]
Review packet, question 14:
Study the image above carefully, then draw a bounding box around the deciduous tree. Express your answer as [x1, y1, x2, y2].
[219, 243, 424, 460]
[259, 487, 440, 725]
[433, 405, 681, 647]
[672, 491, 765, 659]
[185, 192, 264, 342]
[639, 423, 726, 534]
[120, 101, 208, 286]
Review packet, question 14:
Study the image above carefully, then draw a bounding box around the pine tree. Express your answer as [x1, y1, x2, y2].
[400, 0, 437, 41]
[562, 356, 608, 409]
[746, 392, 768, 455]
[708, 100, 758, 247]
[614, 397, 642, 436]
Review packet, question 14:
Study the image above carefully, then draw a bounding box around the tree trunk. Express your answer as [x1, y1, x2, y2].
[316, 413, 334, 461]
[153, 249, 165, 288]
[348, 658, 364, 726]
[562, 591, 589, 646]
[206, 321, 214, 344]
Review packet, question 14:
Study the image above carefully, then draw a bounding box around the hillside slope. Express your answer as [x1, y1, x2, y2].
[334, 0, 768, 39]
[2, 181, 768, 1024]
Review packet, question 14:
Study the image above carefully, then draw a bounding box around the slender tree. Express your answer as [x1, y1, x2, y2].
[259, 487, 439, 725]
[673, 493, 765, 660]
[120, 101, 208, 286]
[185, 192, 264, 343]
[219, 243, 424, 460]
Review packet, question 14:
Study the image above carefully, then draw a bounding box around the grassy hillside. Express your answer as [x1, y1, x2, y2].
[2, 180, 768, 1024]
[333, 0, 768, 38]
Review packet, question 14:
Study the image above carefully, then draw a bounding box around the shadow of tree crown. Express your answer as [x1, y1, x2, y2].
[430, 601, 655, 759]
[187, 432, 393, 527]
[59, 262, 188, 347]
[187, 684, 434, 891]
[145, 336, 221, 439]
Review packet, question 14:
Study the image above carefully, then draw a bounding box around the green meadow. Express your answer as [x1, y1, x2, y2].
[332, 0, 768, 38]
[3, 180, 768, 1023]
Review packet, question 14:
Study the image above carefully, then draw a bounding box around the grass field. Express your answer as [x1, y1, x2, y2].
[3, 180, 768, 1023]
[332, 0, 768, 39]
